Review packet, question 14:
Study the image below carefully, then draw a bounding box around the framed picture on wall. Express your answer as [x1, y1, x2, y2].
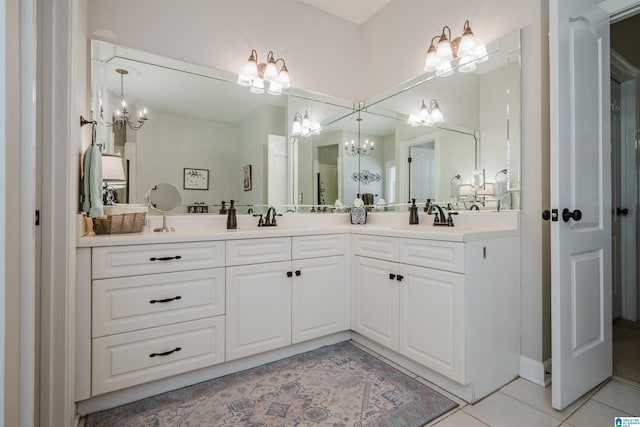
[243, 165, 252, 191]
[183, 168, 209, 190]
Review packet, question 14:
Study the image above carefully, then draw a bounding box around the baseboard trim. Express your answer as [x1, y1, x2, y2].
[519, 355, 550, 386]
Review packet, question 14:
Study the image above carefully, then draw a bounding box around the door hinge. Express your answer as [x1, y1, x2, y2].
[35, 210, 40, 226]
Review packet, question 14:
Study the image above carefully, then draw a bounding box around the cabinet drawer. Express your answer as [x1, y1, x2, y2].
[92, 317, 225, 396]
[226, 237, 290, 266]
[292, 234, 345, 259]
[92, 241, 225, 279]
[399, 238, 464, 273]
[352, 235, 398, 261]
[92, 268, 225, 337]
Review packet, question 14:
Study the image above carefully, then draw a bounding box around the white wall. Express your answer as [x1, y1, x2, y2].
[362, 0, 551, 368]
[135, 111, 243, 211]
[87, 0, 362, 101]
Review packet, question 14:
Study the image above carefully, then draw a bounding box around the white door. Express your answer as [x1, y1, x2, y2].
[267, 135, 287, 206]
[550, 0, 612, 410]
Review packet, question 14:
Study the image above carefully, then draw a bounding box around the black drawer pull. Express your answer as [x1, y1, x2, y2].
[149, 255, 182, 262]
[150, 296, 182, 304]
[389, 273, 396, 280]
[295, 270, 301, 277]
[149, 347, 181, 358]
[287, 271, 293, 278]
[396, 275, 404, 282]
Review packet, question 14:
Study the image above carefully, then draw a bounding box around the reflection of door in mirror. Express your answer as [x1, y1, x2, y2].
[409, 143, 436, 201]
[267, 135, 287, 206]
[315, 145, 339, 205]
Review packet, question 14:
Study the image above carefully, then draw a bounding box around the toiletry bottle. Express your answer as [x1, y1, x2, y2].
[409, 198, 419, 224]
[227, 199, 237, 230]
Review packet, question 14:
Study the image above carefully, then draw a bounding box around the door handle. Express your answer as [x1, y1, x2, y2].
[617, 207, 629, 216]
[562, 208, 582, 222]
[542, 209, 558, 221]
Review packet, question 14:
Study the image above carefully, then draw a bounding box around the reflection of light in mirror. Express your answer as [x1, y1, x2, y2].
[292, 111, 321, 137]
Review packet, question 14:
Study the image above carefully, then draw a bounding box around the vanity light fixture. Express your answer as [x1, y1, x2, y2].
[291, 111, 321, 137]
[407, 99, 444, 126]
[237, 49, 291, 95]
[101, 68, 149, 131]
[424, 20, 486, 75]
[344, 113, 374, 157]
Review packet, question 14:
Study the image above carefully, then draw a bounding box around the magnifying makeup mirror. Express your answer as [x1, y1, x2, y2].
[145, 183, 181, 232]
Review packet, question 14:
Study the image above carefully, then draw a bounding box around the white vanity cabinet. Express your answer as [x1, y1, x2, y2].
[352, 233, 519, 398]
[87, 241, 226, 396]
[225, 234, 346, 361]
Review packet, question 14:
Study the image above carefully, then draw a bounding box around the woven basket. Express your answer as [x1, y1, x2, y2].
[92, 212, 146, 235]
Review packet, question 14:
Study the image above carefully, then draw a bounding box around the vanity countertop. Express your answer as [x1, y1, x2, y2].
[77, 214, 520, 247]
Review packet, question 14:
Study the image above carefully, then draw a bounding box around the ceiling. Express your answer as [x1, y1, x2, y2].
[297, 0, 394, 25]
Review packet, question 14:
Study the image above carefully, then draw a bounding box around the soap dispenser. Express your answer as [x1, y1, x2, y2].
[226, 199, 237, 230]
[409, 198, 419, 224]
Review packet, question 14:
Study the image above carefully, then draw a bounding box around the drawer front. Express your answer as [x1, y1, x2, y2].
[352, 235, 398, 261]
[292, 234, 345, 259]
[399, 238, 465, 273]
[92, 317, 225, 396]
[93, 268, 225, 337]
[92, 241, 225, 279]
[226, 237, 291, 266]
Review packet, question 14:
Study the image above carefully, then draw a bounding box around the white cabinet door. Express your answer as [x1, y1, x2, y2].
[398, 264, 466, 384]
[291, 256, 345, 343]
[226, 261, 292, 360]
[352, 256, 399, 350]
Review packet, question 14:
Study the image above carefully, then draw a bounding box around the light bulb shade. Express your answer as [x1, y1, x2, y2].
[429, 100, 444, 123]
[458, 21, 475, 56]
[250, 78, 265, 94]
[436, 36, 453, 61]
[424, 42, 440, 72]
[243, 55, 258, 79]
[458, 55, 477, 73]
[263, 59, 278, 82]
[302, 112, 311, 128]
[237, 74, 252, 87]
[292, 114, 302, 136]
[267, 80, 282, 95]
[407, 114, 421, 126]
[277, 66, 290, 88]
[102, 153, 126, 184]
[435, 60, 454, 77]
[419, 100, 429, 121]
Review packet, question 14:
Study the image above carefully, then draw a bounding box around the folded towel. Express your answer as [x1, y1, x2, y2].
[82, 144, 104, 218]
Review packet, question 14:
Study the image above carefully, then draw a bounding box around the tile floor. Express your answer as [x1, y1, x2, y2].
[350, 341, 640, 427]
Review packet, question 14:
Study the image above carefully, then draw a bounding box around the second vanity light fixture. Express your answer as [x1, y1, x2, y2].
[424, 20, 488, 76]
[407, 99, 444, 126]
[101, 68, 149, 131]
[292, 111, 321, 137]
[237, 49, 291, 95]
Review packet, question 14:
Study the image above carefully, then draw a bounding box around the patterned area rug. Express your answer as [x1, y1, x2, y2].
[85, 341, 458, 426]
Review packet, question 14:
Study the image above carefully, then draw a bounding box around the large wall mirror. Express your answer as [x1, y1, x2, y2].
[90, 29, 520, 214]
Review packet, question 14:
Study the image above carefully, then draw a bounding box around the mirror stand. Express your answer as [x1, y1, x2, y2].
[154, 212, 175, 232]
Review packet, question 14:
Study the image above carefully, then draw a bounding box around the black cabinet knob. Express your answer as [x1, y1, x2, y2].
[617, 207, 629, 216]
[389, 273, 396, 280]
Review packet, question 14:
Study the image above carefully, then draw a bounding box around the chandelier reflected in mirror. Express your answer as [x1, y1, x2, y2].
[101, 68, 149, 131]
[344, 113, 374, 157]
